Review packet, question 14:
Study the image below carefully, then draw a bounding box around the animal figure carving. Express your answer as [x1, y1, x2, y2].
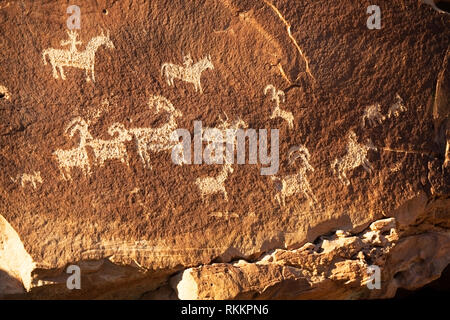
[195, 164, 234, 202]
[203, 113, 248, 147]
[128, 96, 182, 168]
[11, 171, 43, 189]
[0, 85, 11, 100]
[271, 145, 316, 207]
[42, 30, 115, 82]
[53, 117, 92, 180]
[331, 131, 377, 186]
[388, 94, 407, 118]
[161, 54, 214, 93]
[362, 103, 385, 127]
[88, 123, 132, 167]
[264, 84, 294, 129]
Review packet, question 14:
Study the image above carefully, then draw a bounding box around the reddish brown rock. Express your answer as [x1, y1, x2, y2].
[0, 0, 448, 299]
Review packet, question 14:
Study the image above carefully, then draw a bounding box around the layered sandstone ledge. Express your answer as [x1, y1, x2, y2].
[0, 0, 449, 299]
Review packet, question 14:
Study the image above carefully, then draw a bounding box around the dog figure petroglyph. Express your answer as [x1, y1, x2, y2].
[195, 164, 234, 202]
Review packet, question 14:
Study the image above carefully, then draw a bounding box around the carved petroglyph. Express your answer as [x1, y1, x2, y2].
[264, 84, 294, 129]
[388, 94, 407, 118]
[42, 30, 114, 82]
[129, 96, 182, 168]
[53, 96, 181, 179]
[203, 113, 248, 148]
[10, 171, 43, 189]
[362, 103, 385, 127]
[161, 54, 214, 93]
[0, 85, 11, 100]
[271, 145, 316, 207]
[331, 131, 377, 186]
[53, 117, 92, 180]
[88, 123, 132, 167]
[85, 98, 112, 124]
[209, 211, 239, 219]
[362, 94, 407, 127]
[195, 164, 234, 202]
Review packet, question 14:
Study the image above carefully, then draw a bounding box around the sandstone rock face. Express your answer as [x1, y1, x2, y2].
[0, 0, 448, 299]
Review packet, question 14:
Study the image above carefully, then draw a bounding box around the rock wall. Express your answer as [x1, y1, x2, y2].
[0, 0, 448, 299]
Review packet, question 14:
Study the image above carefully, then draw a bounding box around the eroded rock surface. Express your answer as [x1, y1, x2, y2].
[0, 0, 448, 299]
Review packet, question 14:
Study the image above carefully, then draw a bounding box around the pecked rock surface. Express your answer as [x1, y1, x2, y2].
[0, 0, 448, 299]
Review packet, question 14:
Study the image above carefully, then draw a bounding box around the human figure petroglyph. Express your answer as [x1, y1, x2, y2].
[388, 94, 407, 118]
[53, 117, 92, 180]
[331, 131, 377, 186]
[10, 171, 43, 189]
[0, 85, 11, 100]
[128, 96, 182, 168]
[42, 30, 114, 82]
[161, 54, 214, 93]
[195, 164, 234, 202]
[362, 103, 385, 127]
[60, 30, 82, 54]
[264, 84, 294, 129]
[271, 145, 316, 207]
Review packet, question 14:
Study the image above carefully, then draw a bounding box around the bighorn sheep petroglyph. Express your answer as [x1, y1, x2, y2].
[264, 84, 294, 129]
[271, 145, 316, 207]
[53, 117, 92, 180]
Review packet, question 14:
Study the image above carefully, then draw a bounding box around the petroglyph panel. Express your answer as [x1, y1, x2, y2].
[1, 0, 448, 299]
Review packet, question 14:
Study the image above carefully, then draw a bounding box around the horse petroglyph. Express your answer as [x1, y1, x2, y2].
[264, 84, 294, 129]
[161, 54, 214, 93]
[195, 163, 234, 202]
[11, 171, 43, 189]
[128, 96, 182, 168]
[271, 145, 316, 207]
[42, 30, 114, 82]
[331, 131, 378, 186]
[388, 94, 407, 118]
[362, 103, 385, 127]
